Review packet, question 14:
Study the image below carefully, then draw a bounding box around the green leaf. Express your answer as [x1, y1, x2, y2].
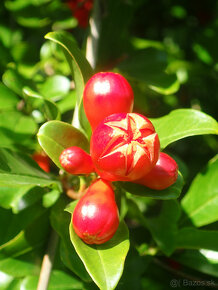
[151, 109, 218, 149]
[0, 111, 37, 149]
[2, 68, 35, 96]
[121, 172, 183, 200]
[0, 249, 41, 277]
[0, 210, 49, 259]
[23, 87, 60, 121]
[37, 120, 89, 169]
[0, 185, 46, 213]
[47, 270, 84, 290]
[20, 270, 83, 290]
[117, 48, 180, 95]
[0, 83, 19, 110]
[67, 202, 130, 290]
[0, 148, 60, 188]
[45, 31, 93, 136]
[0, 202, 47, 246]
[181, 155, 218, 227]
[173, 250, 218, 278]
[50, 197, 91, 282]
[57, 90, 76, 114]
[38, 75, 71, 102]
[175, 227, 218, 251]
[146, 200, 181, 256]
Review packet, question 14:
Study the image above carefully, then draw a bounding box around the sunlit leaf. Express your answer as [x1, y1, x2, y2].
[23, 87, 60, 121]
[37, 120, 89, 169]
[151, 109, 218, 149]
[181, 155, 218, 227]
[66, 202, 130, 290]
[45, 31, 93, 137]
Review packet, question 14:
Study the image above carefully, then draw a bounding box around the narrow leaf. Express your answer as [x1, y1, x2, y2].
[45, 31, 93, 135]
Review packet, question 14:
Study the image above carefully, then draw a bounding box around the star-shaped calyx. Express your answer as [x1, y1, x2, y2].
[90, 113, 160, 182]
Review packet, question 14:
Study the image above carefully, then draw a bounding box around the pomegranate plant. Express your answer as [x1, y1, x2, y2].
[0, 1, 218, 289]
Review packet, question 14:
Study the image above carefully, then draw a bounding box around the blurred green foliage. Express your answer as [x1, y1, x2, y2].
[0, 0, 217, 289]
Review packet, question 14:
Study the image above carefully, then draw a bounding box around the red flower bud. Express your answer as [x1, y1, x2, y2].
[72, 179, 119, 244]
[83, 72, 134, 131]
[135, 152, 178, 190]
[59, 146, 94, 175]
[90, 113, 160, 182]
[32, 152, 50, 173]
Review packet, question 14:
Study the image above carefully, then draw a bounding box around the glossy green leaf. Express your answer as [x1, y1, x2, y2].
[45, 31, 93, 136]
[37, 120, 89, 169]
[181, 155, 218, 227]
[0, 148, 60, 188]
[67, 201, 130, 290]
[0, 83, 19, 110]
[38, 75, 71, 101]
[146, 200, 181, 256]
[173, 250, 218, 278]
[121, 172, 183, 200]
[151, 109, 218, 149]
[117, 48, 180, 95]
[175, 227, 218, 251]
[50, 197, 91, 282]
[23, 87, 60, 121]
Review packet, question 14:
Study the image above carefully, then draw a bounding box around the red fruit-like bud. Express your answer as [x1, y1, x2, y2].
[83, 72, 134, 131]
[32, 152, 50, 173]
[90, 113, 160, 182]
[135, 152, 178, 190]
[59, 146, 94, 175]
[72, 179, 119, 244]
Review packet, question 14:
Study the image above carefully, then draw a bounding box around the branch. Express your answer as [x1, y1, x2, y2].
[37, 229, 59, 290]
[86, 0, 101, 69]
